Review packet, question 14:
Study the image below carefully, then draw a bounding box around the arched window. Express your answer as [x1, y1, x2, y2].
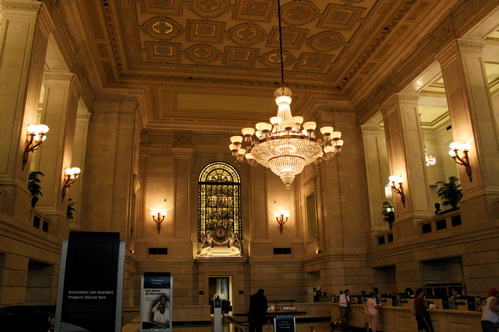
[198, 162, 241, 244]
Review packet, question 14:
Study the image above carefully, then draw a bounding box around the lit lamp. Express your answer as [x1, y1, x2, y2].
[62, 167, 81, 201]
[151, 209, 167, 234]
[274, 210, 290, 234]
[23, 124, 49, 170]
[448, 142, 472, 182]
[389, 175, 405, 207]
[228, 0, 344, 189]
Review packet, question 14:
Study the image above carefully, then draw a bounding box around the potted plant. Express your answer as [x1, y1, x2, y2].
[28, 171, 44, 207]
[67, 198, 76, 219]
[381, 201, 395, 229]
[436, 176, 462, 210]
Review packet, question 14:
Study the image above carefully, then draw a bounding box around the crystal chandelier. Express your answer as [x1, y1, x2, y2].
[229, 0, 344, 189]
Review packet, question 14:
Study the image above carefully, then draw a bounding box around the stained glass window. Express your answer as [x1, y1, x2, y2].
[198, 162, 241, 242]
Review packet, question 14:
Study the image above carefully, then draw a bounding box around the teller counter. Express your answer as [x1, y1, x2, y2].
[330, 303, 481, 332]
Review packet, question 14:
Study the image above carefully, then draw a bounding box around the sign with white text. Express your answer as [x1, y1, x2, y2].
[55, 232, 125, 332]
[140, 273, 172, 332]
[274, 314, 296, 332]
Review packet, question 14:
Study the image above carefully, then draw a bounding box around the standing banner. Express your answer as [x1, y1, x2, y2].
[55, 231, 125, 332]
[140, 272, 172, 332]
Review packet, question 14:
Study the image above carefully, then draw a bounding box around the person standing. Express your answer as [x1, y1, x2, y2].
[414, 288, 433, 332]
[367, 291, 382, 332]
[339, 289, 351, 331]
[478, 288, 499, 332]
[248, 288, 268, 332]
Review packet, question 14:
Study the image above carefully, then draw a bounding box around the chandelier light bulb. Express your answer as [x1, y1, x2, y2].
[242, 128, 255, 136]
[230, 136, 243, 144]
[303, 122, 316, 131]
[270, 117, 282, 125]
[320, 126, 334, 135]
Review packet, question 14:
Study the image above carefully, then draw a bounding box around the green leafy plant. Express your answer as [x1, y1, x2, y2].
[381, 201, 395, 229]
[28, 171, 44, 207]
[67, 198, 76, 219]
[436, 176, 463, 209]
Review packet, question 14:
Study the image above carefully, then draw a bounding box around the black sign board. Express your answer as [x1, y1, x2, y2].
[274, 314, 296, 332]
[55, 232, 125, 332]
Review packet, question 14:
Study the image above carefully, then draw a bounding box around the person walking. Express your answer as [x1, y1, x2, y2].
[367, 291, 382, 332]
[339, 289, 351, 331]
[414, 288, 433, 332]
[248, 288, 268, 332]
[478, 288, 499, 332]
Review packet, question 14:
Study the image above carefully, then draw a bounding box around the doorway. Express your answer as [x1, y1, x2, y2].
[209, 277, 232, 313]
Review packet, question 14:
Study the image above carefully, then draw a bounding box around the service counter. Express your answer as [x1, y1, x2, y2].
[330, 303, 481, 331]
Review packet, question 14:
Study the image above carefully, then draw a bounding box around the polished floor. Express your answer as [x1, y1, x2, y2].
[172, 317, 363, 332]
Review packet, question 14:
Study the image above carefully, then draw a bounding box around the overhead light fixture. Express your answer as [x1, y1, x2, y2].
[228, 0, 344, 189]
[62, 167, 81, 201]
[151, 209, 167, 234]
[274, 210, 290, 234]
[448, 142, 472, 181]
[388, 175, 405, 207]
[23, 124, 49, 170]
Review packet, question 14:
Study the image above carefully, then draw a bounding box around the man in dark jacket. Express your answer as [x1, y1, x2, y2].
[248, 289, 268, 332]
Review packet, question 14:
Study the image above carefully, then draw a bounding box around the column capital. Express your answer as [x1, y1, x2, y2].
[43, 72, 82, 99]
[0, 0, 41, 13]
[436, 38, 485, 67]
[379, 93, 419, 116]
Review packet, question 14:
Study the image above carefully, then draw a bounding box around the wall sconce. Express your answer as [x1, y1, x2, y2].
[448, 142, 472, 182]
[151, 209, 167, 234]
[388, 175, 405, 207]
[274, 210, 290, 234]
[22, 124, 49, 170]
[62, 167, 81, 201]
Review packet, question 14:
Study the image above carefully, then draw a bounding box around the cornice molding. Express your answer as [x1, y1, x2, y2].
[323, 106, 356, 114]
[0, 0, 41, 13]
[142, 128, 229, 138]
[38, 4, 56, 36]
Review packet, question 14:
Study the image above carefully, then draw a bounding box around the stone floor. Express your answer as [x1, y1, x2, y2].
[172, 316, 365, 332]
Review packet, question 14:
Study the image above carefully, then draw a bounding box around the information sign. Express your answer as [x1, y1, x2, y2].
[274, 314, 296, 332]
[140, 272, 172, 332]
[54, 231, 125, 332]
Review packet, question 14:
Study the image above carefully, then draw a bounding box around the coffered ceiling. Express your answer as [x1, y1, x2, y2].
[71, 0, 497, 130]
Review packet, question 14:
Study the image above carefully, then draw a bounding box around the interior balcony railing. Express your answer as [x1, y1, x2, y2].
[373, 209, 462, 247]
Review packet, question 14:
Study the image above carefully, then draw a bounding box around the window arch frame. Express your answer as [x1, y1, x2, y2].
[197, 162, 242, 243]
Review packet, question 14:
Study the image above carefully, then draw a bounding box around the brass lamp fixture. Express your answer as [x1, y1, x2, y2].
[62, 167, 81, 201]
[388, 175, 405, 207]
[151, 209, 167, 234]
[23, 124, 49, 170]
[228, 0, 344, 189]
[274, 210, 290, 234]
[448, 142, 472, 182]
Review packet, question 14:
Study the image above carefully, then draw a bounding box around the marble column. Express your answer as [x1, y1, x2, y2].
[436, 38, 499, 224]
[0, 0, 43, 217]
[81, 96, 139, 236]
[380, 93, 433, 241]
[172, 147, 192, 239]
[35, 73, 81, 225]
[361, 122, 390, 231]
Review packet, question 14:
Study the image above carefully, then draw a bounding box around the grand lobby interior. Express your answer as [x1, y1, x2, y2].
[0, 0, 498, 331]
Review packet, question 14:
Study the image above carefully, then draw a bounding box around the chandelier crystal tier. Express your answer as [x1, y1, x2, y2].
[228, 0, 344, 189]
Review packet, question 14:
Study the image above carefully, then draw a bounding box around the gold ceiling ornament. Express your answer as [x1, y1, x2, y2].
[229, 0, 344, 189]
